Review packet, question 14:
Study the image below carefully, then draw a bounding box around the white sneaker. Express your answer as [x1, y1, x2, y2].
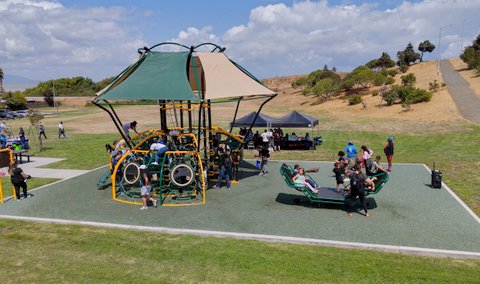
[151, 162, 159, 165]
[152, 200, 158, 208]
[140, 206, 148, 210]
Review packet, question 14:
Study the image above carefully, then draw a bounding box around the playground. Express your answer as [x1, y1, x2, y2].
[1, 160, 479, 258]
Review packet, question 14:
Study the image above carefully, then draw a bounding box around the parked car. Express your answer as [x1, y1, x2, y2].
[0, 110, 14, 119]
[13, 109, 29, 118]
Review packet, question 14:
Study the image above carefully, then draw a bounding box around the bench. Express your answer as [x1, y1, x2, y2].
[13, 150, 34, 164]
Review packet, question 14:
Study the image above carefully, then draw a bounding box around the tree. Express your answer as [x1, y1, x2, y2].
[460, 34, 480, 72]
[43, 89, 54, 107]
[397, 42, 421, 66]
[4, 91, 27, 110]
[310, 78, 341, 100]
[366, 52, 396, 71]
[418, 40, 436, 62]
[342, 66, 386, 90]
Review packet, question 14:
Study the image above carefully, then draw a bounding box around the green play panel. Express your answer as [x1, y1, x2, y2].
[1, 160, 479, 253]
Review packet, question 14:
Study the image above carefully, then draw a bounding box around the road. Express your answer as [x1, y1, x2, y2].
[440, 60, 480, 124]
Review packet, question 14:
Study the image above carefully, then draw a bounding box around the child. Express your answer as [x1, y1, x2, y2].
[139, 165, 157, 210]
[333, 161, 347, 192]
[292, 168, 319, 193]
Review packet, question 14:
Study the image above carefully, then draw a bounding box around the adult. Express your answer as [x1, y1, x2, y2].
[258, 146, 270, 176]
[139, 165, 157, 210]
[38, 124, 47, 139]
[261, 130, 270, 148]
[346, 163, 376, 217]
[0, 128, 6, 148]
[9, 161, 31, 200]
[344, 140, 357, 170]
[149, 139, 168, 165]
[19, 127, 28, 149]
[122, 121, 139, 138]
[273, 130, 281, 151]
[384, 136, 394, 172]
[368, 155, 388, 175]
[212, 148, 232, 189]
[58, 121, 66, 138]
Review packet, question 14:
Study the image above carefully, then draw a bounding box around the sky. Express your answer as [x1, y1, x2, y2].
[1, 0, 480, 86]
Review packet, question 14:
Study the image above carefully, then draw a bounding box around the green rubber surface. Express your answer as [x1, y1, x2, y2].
[1, 160, 479, 253]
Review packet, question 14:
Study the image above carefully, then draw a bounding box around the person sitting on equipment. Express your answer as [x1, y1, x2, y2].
[292, 167, 318, 193]
[367, 155, 389, 176]
[149, 139, 168, 165]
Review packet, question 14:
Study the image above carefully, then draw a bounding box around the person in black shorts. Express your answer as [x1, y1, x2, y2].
[333, 161, 347, 193]
[9, 161, 31, 200]
[346, 162, 376, 217]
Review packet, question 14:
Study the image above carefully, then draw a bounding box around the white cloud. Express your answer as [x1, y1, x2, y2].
[217, 0, 480, 78]
[0, 0, 146, 81]
[1, 0, 480, 82]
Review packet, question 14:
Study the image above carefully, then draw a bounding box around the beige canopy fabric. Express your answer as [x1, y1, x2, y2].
[196, 52, 276, 100]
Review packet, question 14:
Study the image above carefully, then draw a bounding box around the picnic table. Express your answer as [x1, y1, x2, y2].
[13, 150, 34, 164]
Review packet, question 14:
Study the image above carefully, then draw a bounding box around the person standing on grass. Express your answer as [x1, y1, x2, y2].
[384, 136, 394, 172]
[58, 121, 66, 138]
[38, 124, 47, 139]
[344, 140, 357, 170]
[19, 127, 28, 149]
[139, 165, 157, 210]
[9, 161, 31, 200]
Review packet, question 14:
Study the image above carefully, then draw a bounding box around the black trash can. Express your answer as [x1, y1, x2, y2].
[431, 162, 442, 189]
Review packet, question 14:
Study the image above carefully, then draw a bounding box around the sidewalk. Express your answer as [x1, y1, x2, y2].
[13, 157, 89, 179]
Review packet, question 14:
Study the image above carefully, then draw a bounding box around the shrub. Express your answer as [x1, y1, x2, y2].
[401, 73, 416, 86]
[399, 65, 409, 73]
[382, 85, 432, 108]
[371, 90, 379, 96]
[291, 76, 307, 89]
[348, 95, 362, 105]
[381, 69, 398, 77]
[385, 77, 395, 85]
[429, 80, 440, 92]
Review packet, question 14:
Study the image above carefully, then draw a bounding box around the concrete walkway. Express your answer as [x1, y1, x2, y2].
[440, 60, 480, 124]
[16, 157, 89, 179]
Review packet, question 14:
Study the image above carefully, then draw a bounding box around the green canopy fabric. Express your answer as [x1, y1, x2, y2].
[94, 51, 197, 102]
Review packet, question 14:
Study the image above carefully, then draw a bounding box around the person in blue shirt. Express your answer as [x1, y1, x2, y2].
[344, 140, 358, 170]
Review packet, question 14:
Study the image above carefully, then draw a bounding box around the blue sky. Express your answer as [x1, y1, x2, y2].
[1, 0, 479, 88]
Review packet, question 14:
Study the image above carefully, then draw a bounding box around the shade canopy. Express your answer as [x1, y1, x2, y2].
[274, 111, 319, 128]
[94, 49, 275, 103]
[231, 111, 278, 128]
[95, 51, 196, 101]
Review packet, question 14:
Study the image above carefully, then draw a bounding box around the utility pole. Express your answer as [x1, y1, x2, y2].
[437, 24, 452, 75]
[52, 79, 59, 114]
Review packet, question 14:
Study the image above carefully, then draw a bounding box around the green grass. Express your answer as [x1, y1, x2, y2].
[0, 219, 478, 283]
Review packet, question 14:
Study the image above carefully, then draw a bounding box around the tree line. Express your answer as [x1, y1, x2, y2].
[291, 39, 441, 109]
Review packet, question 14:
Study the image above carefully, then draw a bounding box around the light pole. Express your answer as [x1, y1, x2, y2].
[437, 24, 452, 74]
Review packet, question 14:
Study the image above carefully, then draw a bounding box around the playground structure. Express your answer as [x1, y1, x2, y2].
[93, 42, 276, 206]
[0, 148, 15, 204]
[279, 163, 389, 206]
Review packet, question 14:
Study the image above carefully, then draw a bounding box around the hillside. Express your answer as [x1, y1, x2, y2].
[41, 59, 475, 135]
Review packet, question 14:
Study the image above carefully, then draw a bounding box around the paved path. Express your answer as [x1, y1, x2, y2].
[16, 157, 89, 179]
[1, 161, 479, 258]
[440, 60, 480, 124]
